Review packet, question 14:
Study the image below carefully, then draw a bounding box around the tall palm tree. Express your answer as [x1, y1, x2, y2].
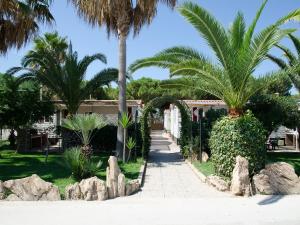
[27, 32, 68, 65]
[130, 1, 300, 117]
[0, 0, 54, 54]
[69, 0, 177, 155]
[8, 45, 118, 116]
[267, 34, 300, 91]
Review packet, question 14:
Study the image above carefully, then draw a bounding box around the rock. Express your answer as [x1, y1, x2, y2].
[206, 175, 230, 192]
[3, 174, 61, 201]
[0, 181, 5, 200]
[202, 152, 209, 162]
[118, 173, 126, 197]
[79, 177, 107, 201]
[125, 179, 140, 196]
[253, 162, 300, 195]
[231, 156, 251, 196]
[106, 156, 121, 198]
[65, 182, 82, 200]
[6, 194, 21, 201]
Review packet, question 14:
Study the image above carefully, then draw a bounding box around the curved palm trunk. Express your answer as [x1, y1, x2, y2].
[116, 33, 127, 158]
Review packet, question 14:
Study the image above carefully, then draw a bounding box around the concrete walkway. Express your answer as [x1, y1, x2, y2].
[133, 130, 227, 198]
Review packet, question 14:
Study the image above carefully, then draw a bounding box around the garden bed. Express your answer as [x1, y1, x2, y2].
[0, 142, 143, 195]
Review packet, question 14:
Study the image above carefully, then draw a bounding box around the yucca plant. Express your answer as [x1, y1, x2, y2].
[64, 147, 102, 180]
[129, 0, 300, 117]
[119, 113, 132, 162]
[126, 137, 136, 162]
[62, 114, 107, 159]
[267, 34, 300, 92]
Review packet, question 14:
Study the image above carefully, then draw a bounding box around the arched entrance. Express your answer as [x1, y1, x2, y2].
[140, 96, 192, 158]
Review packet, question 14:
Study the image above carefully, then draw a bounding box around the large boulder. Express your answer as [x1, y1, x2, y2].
[65, 182, 82, 200]
[231, 156, 251, 196]
[0, 181, 5, 200]
[3, 174, 60, 201]
[202, 152, 209, 162]
[253, 162, 300, 195]
[206, 175, 230, 192]
[106, 156, 121, 198]
[125, 179, 140, 196]
[79, 177, 107, 201]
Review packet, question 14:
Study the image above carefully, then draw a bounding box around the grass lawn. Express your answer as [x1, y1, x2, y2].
[0, 141, 143, 196]
[193, 153, 300, 177]
[192, 161, 215, 176]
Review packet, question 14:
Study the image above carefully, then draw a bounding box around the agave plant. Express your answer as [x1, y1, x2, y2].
[118, 112, 132, 162]
[129, 0, 300, 117]
[126, 137, 136, 162]
[62, 114, 107, 159]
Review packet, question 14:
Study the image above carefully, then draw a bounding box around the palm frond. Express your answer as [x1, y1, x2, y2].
[178, 2, 233, 70]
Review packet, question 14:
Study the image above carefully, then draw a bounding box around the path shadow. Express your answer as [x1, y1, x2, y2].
[257, 195, 284, 205]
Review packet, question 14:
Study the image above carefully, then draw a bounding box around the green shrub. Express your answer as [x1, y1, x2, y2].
[209, 112, 266, 178]
[63, 147, 102, 180]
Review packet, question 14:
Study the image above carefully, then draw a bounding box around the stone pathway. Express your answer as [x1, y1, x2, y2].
[133, 130, 227, 198]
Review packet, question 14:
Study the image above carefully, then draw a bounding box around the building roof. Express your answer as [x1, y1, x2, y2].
[183, 100, 226, 106]
[52, 100, 142, 108]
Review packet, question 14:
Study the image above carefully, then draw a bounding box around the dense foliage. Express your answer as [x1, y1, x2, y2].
[127, 77, 215, 103]
[0, 74, 54, 129]
[247, 94, 300, 135]
[188, 108, 227, 157]
[209, 112, 267, 178]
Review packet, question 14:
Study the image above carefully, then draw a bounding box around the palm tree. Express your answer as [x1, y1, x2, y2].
[130, 1, 300, 117]
[69, 0, 177, 155]
[0, 0, 54, 54]
[267, 34, 300, 91]
[27, 32, 68, 65]
[8, 45, 118, 116]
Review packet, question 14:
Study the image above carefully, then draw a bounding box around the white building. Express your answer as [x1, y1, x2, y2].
[164, 100, 228, 140]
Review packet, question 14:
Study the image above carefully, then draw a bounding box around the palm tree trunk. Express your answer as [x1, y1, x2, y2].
[116, 33, 127, 158]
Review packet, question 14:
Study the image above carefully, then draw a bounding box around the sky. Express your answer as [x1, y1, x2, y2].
[1, 0, 299, 91]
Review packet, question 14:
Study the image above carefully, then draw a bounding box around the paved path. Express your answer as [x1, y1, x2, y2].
[133, 130, 227, 198]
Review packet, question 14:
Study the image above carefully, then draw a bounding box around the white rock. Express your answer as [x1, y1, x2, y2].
[79, 177, 107, 201]
[6, 194, 21, 201]
[231, 156, 250, 196]
[207, 175, 229, 192]
[3, 174, 61, 201]
[125, 179, 140, 196]
[253, 162, 300, 195]
[0, 181, 5, 200]
[65, 182, 82, 200]
[202, 152, 209, 162]
[118, 173, 126, 197]
[106, 156, 121, 199]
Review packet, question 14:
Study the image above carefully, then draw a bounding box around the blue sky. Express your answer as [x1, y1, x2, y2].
[1, 0, 299, 90]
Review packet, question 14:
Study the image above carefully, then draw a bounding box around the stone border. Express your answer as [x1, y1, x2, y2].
[185, 160, 207, 183]
[137, 160, 147, 187]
